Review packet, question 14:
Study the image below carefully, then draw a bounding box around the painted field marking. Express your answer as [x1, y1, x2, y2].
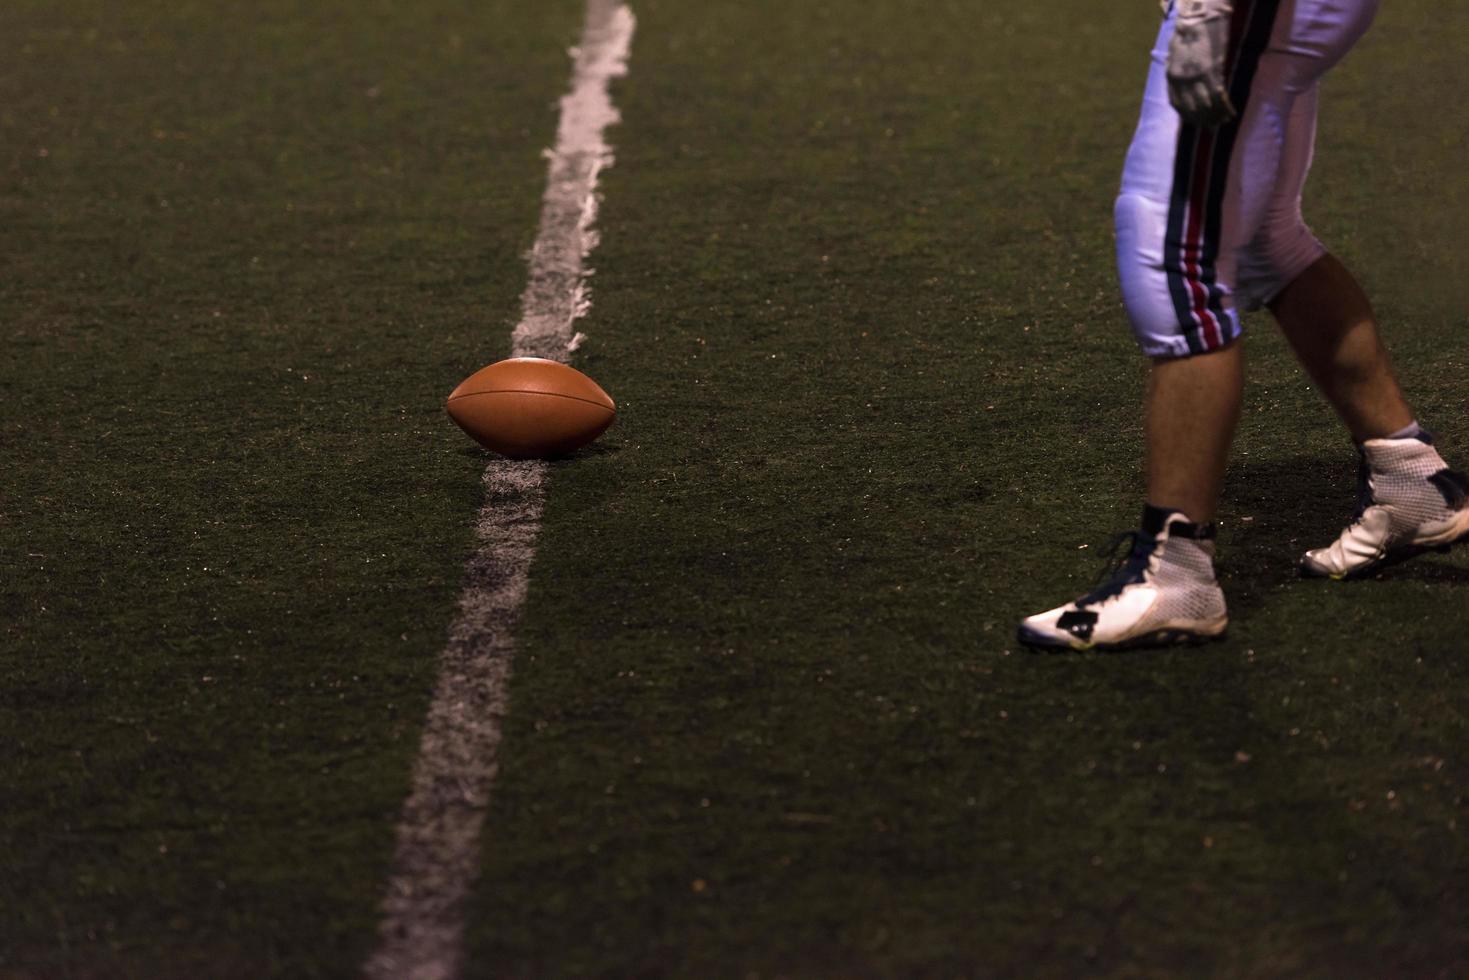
[364, 3, 634, 978]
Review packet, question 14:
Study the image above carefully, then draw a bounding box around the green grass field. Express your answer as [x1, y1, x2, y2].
[4, 1, 1468, 977]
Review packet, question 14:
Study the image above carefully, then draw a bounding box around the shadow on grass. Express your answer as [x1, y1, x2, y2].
[454, 441, 624, 463]
[1220, 453, 1469, 616]
[1380, 560, 1469, 584]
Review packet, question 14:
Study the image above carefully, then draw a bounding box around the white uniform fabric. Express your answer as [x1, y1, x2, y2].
[1116, 0, 1380, 359]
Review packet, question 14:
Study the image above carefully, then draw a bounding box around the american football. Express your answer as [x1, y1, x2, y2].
[445, 357, 616, 458]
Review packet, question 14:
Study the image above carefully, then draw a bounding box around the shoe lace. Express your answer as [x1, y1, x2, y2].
[1076, 530, 1157, 608]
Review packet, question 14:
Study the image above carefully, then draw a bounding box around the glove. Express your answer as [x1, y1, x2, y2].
[1166, 0, 1237, 128]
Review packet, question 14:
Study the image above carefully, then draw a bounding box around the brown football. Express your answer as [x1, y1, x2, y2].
[446, 357, 616, 458]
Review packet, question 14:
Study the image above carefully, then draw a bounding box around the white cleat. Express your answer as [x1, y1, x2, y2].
[1301, 435, 1469, 581]
[1018, 507, 1228, 652]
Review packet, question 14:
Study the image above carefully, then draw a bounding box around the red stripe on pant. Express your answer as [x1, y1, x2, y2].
[1182, 128, 1223, 351]
[1179, 0, 1259, 353]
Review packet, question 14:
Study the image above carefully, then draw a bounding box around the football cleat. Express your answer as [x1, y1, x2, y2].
[1018, 505, 1228, 651]
[1301, 434, 1469, 580]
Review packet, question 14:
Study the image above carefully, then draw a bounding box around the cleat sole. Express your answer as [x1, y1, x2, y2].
[1016, 622, 1226, 653]
[1016, 623, 1090, 652]
[1097, 627, 1227, 651]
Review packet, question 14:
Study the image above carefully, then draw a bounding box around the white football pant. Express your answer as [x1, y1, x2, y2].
[1116, 0, 1379, 358]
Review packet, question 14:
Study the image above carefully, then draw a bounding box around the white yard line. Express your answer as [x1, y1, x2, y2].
[364, 4, 634, 978]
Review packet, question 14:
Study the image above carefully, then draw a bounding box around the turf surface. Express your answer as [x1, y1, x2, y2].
[4, 0, 1468, 977]
[468, 1, 1469, 976]
[1, 0, 584, 975]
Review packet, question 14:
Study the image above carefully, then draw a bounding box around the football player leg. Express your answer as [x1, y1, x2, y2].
[1233, 28, 1469, 578]
[1019, 0, 1389, 649]
[1268, 258, 1469, 577]
[1018, 1, 1270, 651]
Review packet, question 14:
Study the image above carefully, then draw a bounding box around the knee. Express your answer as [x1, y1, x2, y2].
[1114, 191, 1242, 359]
[1113, 192, 1165, 314]
[1113, 192, 1160, 264]
[1115, 194, 1187, 359]
[1240, 215, 1326, 310]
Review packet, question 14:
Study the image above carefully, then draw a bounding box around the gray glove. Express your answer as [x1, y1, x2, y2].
[1167, 0, 1237, 128]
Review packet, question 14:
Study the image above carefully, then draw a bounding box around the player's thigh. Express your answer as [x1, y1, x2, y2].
[1114, 14, 1194, 357]
[1237, 83, 1326, 310]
